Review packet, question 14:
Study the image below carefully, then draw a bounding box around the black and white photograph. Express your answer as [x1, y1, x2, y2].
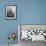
[5, 5, 16, 20]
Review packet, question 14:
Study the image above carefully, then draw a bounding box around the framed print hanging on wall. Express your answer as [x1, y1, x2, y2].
[5, 5, 16, 20]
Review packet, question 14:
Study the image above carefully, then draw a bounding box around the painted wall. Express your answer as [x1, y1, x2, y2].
[0, 0, 46, 44]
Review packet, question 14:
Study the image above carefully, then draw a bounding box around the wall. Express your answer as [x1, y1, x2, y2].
[0, 0, 46, 44]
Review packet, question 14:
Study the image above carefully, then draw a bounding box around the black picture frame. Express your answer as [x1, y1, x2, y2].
[5, 5, 17, 20]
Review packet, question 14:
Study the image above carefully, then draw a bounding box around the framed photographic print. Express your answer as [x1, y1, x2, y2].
[5, 5, 16, 20]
